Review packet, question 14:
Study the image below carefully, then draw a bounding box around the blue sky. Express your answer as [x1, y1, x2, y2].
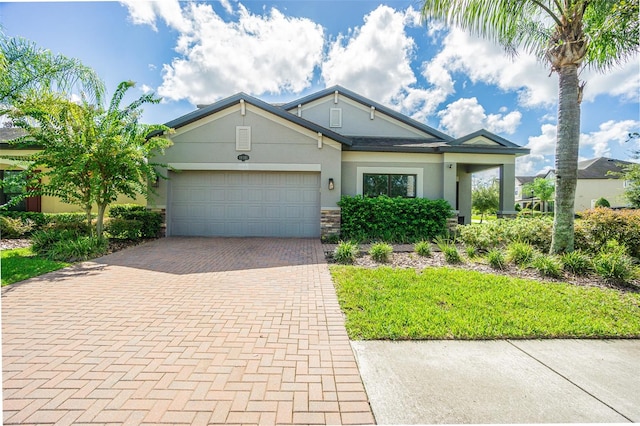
[2, 0, 639, 176]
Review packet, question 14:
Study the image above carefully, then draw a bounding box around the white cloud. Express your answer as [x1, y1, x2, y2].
[423, 28, 640, 108]
[322, 6, 416, 104]
[219, 0, 234, 15]
[526, 123, 557, 157]
[582, 59, 640, 103]
[437, 97, 521, 137]
[424, 28, 556, 108]
[120, 0, 191, 33]
[580, 119, 640, 158]
[149, 2, 324, 104]
[519, 119, 640, 175]
[322, 5, 447, 120]
[140, 84, 153, 94]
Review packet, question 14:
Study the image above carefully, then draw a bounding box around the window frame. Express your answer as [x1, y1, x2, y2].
[363, 173, 417, 198]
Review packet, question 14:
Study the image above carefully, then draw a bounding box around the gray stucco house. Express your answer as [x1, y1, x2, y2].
[151, 86, 529, 238]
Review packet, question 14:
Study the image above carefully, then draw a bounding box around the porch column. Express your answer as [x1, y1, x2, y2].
[442, 161, 457, 210]
[497, 163, 518, 218]
[442, 159, 459, 229]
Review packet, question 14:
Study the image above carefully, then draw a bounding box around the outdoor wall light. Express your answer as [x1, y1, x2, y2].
[448, 163, 453, 169]
[328, 178, 335, 190]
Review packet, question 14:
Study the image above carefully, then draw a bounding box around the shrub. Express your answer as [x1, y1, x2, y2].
[338, 195, 453, 243]
[414, 240, 432, 257]
[0, 216, 34, 238]
[506, 241, 537, 267]
[594, 198, 610, 208]
[561, 251, 592, 275]
[369, 242, 393, 263]
[593, 240, 637, 284]
[31, 229, 82, 255]
[532, 254, 563, 278]
[109, 205, 162, 238]
[105, 218, 143, 240]
[574, 209, 640, 259]
[0, 211, 48, 230]
[486, 249, 506, 270]
[435, 237, 462, 264]
[457, 217, 552, 252]
[46, 236, 108, 262]
[108, 204, 146, 216]
[465, 246, 477, 258]
[46, 213, 92, 235]
[334, 241, 359, 264]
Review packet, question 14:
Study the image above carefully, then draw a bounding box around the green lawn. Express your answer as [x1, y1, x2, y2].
[1, 247, 69, 286]
[331, 266, 640, 339]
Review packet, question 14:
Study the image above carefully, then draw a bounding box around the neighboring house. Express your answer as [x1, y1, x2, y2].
[150, 86, 529, 238]
[0, 127, 144, 213]
[515, 157, 634, 212]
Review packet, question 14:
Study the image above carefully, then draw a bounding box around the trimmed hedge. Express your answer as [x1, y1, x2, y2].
[108, 204, 162, 239]
[338, 195, 452, 243]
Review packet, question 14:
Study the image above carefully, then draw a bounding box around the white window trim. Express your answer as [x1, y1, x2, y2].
[356, 167, 423, 197]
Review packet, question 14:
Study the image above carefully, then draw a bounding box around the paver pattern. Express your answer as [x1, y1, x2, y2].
[2, 237, 374, 425]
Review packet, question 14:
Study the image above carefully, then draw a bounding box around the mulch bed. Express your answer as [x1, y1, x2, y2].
[324, 244, 640, 294]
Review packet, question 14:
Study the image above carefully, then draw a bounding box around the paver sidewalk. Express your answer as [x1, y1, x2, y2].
[2, 237, 374, 425]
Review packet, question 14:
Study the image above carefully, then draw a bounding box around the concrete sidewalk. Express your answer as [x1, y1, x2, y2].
[353, 339, 640, 424]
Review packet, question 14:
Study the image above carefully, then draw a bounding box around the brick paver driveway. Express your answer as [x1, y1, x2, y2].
[2, 238, 374, 425]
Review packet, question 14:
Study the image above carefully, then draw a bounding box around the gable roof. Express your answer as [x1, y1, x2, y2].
[517, 157, 634, 182]
[577, 157, 633, 179]
[157, 87, 529, 156]
[280, 85, 454, 142]
[158, 92, 352, 146]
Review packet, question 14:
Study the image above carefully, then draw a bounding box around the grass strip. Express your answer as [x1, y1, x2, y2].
[331, 266, 640, 339]
[1, 247, 69, 286]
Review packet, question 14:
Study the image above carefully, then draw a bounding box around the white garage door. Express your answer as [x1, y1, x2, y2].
[169, 171, 321, 237]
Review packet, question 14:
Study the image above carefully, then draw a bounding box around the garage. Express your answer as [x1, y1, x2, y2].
[168, 171, 321, 237]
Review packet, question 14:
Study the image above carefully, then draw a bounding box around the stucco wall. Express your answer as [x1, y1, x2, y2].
[1, 150, 143, 213]
[575, 179, 628, 211]
[292, 95, 428, 138]
[341, 151, 444, 200]
[152, 103, 343, 210]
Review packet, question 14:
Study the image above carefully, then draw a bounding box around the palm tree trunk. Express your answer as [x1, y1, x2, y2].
[550, 64, 581, 254]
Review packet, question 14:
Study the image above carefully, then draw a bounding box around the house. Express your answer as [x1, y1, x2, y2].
[0, 127, 145, 213]
[150, 86, 529, 238]
[515, 157, 634, 212]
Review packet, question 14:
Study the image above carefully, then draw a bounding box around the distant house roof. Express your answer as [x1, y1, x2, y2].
[576, 157, 633, 179]
[0, 127, 27, 142]
[518, 157, 634, 183]
[515, 176, 536, 185]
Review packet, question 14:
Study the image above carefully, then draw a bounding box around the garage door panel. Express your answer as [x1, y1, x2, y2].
[169, 171, 320, 237]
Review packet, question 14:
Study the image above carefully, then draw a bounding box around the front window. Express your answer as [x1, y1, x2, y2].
[363, 173, 416, 198]
[0, 170, 27, 211]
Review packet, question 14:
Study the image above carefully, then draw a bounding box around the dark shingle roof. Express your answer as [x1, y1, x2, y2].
[280, 85, 454, 142]
[577, 157, 633, 179]
[0, 127, 27, 142]
[155, 92, 352, 146]
[157, 87, 530, 156]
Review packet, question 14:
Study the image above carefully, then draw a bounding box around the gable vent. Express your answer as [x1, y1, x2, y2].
[330, 108, 342, 128]
[236, 126, 251, 151]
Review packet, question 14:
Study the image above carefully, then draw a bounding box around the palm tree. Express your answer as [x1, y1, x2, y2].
[0, 33, 104, 108]
[421, 0, 639, 253]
